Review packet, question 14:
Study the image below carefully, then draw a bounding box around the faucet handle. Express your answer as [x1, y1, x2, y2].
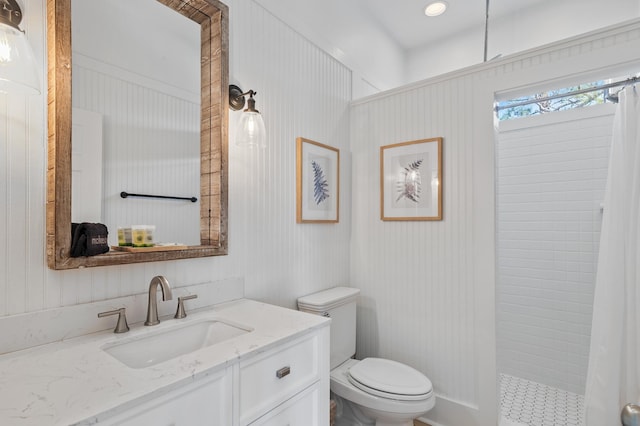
[174, 294, 198, 319]
[98, 308, 130, 333]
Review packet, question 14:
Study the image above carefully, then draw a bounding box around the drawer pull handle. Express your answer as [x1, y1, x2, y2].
[276, 366, 291, 379]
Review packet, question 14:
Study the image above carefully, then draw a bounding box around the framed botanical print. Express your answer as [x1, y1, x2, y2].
[380, 137, 443, 221]
[296, 137, 340, 223]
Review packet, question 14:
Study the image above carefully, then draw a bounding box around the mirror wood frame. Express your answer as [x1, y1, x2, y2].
[46, 0, 229, 270]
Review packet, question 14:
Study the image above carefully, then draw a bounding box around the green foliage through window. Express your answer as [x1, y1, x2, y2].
[497, 81, 609, 121]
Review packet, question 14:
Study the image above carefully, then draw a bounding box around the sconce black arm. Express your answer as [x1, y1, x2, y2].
[229, 84, 258, 111]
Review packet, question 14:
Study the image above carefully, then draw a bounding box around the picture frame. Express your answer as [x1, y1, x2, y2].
[296, 137, 340, 223]
[380, 137, 443, 221]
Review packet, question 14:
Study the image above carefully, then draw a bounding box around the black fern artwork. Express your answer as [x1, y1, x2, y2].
[396, 159, 423, 203]
[311, 160, 330, 205]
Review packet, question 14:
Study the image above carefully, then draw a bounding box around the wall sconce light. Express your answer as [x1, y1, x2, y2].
[229, 84, 266, 148]
[0, 0, 40, 94]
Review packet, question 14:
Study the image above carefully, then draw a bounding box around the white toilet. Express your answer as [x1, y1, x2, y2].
[298, 287, 435, 426]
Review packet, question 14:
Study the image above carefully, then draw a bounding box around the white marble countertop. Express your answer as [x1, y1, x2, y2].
[0, 299, 329, 426]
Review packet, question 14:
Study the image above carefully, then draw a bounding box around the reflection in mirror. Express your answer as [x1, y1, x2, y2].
[46, 0, 229, 269]
[71, 0, 201, 246]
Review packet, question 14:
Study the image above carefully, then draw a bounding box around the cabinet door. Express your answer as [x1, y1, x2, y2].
[250, 383, 320, 426]
[103, 368, 231, 426]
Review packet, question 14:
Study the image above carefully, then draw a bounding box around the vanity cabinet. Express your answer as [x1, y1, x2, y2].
[102, 368, 232, 426]
[96, 326, 329, 426]
[0, 299, 331, 426]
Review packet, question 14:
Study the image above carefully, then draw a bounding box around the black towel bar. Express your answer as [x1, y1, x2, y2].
[120, 191, 198, 203]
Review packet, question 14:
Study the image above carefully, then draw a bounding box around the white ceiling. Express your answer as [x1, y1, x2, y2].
[254, 0, 639, 95]
[352, 0, 554, 51]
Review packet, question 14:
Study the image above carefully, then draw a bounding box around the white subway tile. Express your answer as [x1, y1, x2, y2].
[497, 109, 612, 394]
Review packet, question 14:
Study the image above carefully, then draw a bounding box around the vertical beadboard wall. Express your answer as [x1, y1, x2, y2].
[496, 105, 614, 394]
[0, 0, 47, 316]
[350, 76, 477, 403]
[350, 20, 640, 426]
[227, 0, 352, 305]
[0, 0, 351, 317]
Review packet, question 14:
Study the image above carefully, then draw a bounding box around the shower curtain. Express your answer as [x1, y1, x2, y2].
[584, 87, 640, 426]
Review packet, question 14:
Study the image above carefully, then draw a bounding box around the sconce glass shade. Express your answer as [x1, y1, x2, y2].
[0, 24, 40, 94]
[229, 86, 266, 148]
[235, 109, 266, 148]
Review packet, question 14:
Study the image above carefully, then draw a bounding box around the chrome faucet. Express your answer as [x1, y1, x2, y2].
[144, 275, 173, 326]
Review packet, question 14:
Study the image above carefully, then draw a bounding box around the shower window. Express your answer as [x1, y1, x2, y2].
[496, 80, 609, 121]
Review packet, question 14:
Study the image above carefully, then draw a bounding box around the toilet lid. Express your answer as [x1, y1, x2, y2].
[347, 358, 433, 401]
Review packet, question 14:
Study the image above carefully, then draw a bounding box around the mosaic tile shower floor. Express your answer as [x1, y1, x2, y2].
[500, 374, 584, 426]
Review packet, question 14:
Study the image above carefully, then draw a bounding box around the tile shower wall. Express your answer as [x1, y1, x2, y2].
[0, 0, 351, 316]
[496, 105, 614, 394]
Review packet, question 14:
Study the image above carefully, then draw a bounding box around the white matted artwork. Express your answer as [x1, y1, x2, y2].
[296, 137, 340, 223]
[380, 137, 443, 221]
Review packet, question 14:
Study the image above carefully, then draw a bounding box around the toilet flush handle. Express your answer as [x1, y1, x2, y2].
[322, 311, 330, 317]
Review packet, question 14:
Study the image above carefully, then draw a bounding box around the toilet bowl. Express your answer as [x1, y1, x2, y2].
[297, 287, 436, 426]
[331, 358, 435, 426]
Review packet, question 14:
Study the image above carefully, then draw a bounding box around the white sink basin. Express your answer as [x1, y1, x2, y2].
[103, 320, 251, 369]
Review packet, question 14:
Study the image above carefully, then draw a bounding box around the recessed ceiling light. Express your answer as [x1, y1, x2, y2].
[424, 1, 448, 17]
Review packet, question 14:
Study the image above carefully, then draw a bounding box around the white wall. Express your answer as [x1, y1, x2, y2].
[496, 105, 614, 395]
[407, 0, 640, 84]
[253, 0, 406, 99]
[0, 0, 351, 317]
[350, 20, 640, 426]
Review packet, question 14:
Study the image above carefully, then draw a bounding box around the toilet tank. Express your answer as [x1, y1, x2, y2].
[297, 287, 360, 370]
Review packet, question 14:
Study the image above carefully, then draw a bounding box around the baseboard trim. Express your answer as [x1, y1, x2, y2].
[419, 395, 490, 426]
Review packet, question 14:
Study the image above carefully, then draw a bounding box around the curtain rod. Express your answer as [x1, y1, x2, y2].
[483, 0, 490, 62]
[495, 76, 640, 112]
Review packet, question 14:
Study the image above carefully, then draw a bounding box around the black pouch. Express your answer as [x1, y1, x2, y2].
[71, 222, 110, 257]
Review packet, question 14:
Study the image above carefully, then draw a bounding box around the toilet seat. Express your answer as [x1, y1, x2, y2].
[347, 357, 433, 401]
[331, 358, 436, 419]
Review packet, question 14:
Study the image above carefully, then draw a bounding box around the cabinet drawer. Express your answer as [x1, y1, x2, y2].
[239, 333, 320, 425]
[249, 383, 319, 426]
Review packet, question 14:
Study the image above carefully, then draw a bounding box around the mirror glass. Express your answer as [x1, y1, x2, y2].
[46, 0, 228, 270]
[71, 0, 201, 246]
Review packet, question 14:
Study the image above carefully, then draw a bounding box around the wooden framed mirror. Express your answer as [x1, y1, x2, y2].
[46, 0, 229, 270]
